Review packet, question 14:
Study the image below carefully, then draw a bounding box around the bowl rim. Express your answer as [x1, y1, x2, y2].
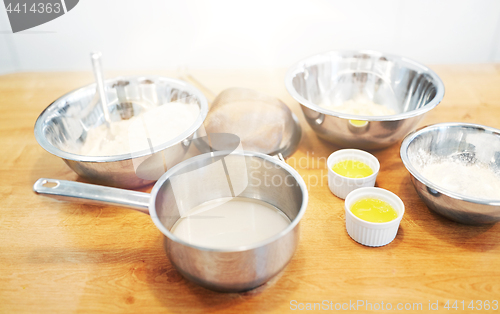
[34, 76, 209, 163]
[284, 49, 445, 121]
[400, 122, 500, 206]
[148, 150, 309, 253]
[326, 148, 380, 181]
[344, 187, 405, 227]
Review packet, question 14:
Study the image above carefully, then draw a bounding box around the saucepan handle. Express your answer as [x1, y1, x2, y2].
[33, 178, 151, 215]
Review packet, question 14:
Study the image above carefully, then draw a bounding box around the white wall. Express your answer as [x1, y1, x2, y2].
[1, 0, 500, 74]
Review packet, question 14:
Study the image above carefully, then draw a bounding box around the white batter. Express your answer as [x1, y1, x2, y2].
[170, 197, 291, 249]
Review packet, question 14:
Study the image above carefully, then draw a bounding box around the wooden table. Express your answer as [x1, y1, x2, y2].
[1, 66, 499, 313]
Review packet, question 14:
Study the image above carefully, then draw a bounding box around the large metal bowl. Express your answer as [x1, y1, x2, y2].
[34, 76, 208, 189]
[400, 122, 500, 225]
[285, 50, 445, 150]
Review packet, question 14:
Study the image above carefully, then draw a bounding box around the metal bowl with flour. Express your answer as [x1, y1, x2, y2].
[401, 123, 500, 224]
[285, 50, 445, 150]
[34, 76, 208, 188]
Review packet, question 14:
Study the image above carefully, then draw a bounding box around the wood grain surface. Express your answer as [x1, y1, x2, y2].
[1, 66, 499, 313]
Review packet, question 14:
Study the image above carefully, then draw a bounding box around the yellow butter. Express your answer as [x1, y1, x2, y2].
[350, 198, 398, 223]
[332, 160, 373, 178]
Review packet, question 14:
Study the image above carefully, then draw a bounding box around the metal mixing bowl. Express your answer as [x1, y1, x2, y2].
[34, 76, 208, 188]
[285, 50, 445, 150]
[400, 123, 500, 225]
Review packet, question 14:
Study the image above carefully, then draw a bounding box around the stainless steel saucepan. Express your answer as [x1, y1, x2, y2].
[34, 151, 308, 292]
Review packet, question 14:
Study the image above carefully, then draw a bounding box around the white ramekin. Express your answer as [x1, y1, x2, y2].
[344, 187, 405, 247]
[327, 149, 380, 199]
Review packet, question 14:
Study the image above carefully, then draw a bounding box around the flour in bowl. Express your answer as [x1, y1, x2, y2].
[418, 158, 500, 200]
[79, 102, 200, 156]
[321, 97, 396, 116]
